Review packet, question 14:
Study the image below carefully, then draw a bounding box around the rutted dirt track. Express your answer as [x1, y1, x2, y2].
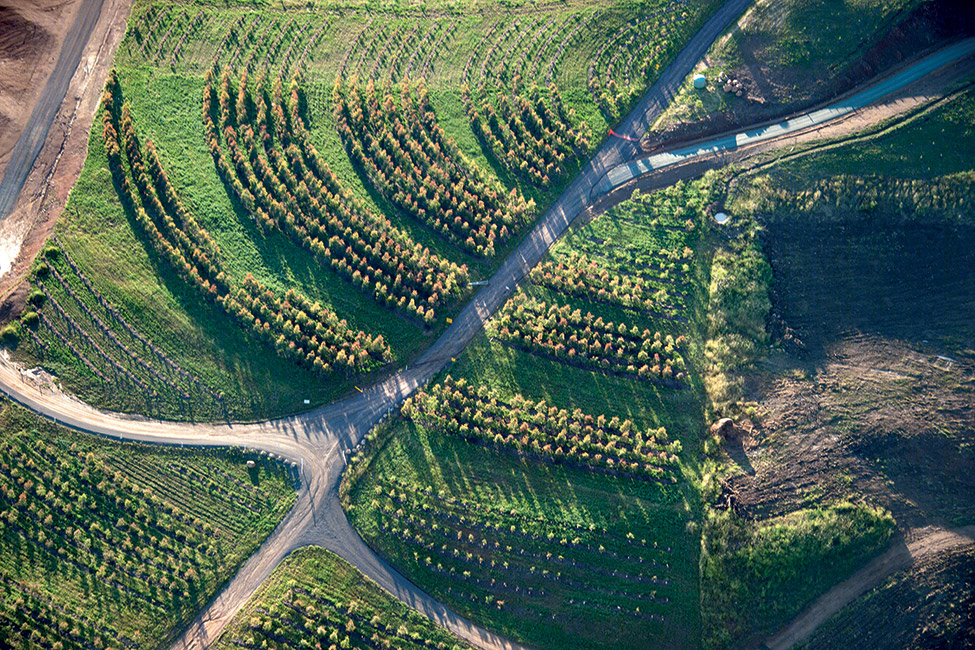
[0, 0, 973, 648]
[763, 526, 975, 650]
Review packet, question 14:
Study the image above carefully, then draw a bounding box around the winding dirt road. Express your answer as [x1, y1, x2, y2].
[1, 0, 972, 648]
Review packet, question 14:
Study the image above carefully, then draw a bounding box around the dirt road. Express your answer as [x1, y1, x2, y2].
[761, 526, 975, 650]
[0, 0, 104, 220]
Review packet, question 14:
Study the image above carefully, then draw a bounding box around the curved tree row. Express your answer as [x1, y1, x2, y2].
[529, 252, 660, 313]
[461, 15, 593, 186]
[335, 75, 534, 256]
[489, 293, 687, 381]
[204, 69, 467, 322]
[587, 3, 690, 120]
[101, 72, 388, 376]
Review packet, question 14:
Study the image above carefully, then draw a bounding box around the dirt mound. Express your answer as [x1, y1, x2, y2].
[0, 7, 52, 61]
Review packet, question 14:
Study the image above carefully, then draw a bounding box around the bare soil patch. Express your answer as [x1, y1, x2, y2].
[0, 0, 80, 178]
[0, 7, 52, 61]
[0, 0, 131, 319]
[725, 202, 975, 529]
[732, 336, 975, 531]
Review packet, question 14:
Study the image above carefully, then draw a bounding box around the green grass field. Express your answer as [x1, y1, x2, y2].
[700, 503, 896, 649]
[213, 546, 476, 650]
[0, 399, 296, 649]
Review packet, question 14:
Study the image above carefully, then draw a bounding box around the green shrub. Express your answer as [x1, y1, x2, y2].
[0, 323, 21, 345]
[21, 311, 39, 329]
[27, 289, 46, 307]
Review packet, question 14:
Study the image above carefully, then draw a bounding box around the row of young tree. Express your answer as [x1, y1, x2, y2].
[334, 75, 534, 257]
[461, 14, 593, 187]
[587, 3, 690, 120]
[50, 242, 221, 400]
[402, 375, 681, 479]
[230, 579, 466, 650]
[0, 439, 221, 648]
[490, 293, 687, 381]
[376, 474, 673, 557]
[372, 502, 670, 615]
[101, 72, 389, 376]
[204, 68, 467, 323]
[363, 477, 674, 620]
[529, 252, 659, 313]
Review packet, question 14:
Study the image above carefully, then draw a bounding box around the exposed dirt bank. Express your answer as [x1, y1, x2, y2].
[0, 0, 131, 321]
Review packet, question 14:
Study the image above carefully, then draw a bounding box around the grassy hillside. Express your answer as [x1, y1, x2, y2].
[700, 504, 896, 649]
[6, 0, 723, 421]
[0, 400, 296, 650]
[798, 544, 975, 650]
[213, 547, 477, 650]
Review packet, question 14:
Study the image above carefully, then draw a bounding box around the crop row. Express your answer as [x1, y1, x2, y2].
[403, 375, 680, 478]
[102, 73, 389, 375]
[37, 282, 154, 394]
[42, 266, 193, 399]
[0, 440, 219, 615]
[377, 515, 671, 607]
[490, 293, 687, 381]
[460, 15, 593, 185]
[372, 474, 676, 561]
[50, 240, 220, 399]
[0, 421, 293, 650]
[206, 69, 468, 321]
[360, 485, 673, 620]
[335, 76, 534, 256]
[588, 3, 690, 119]
[529, 251, 666, 313]
[0, 576, 122, 650]
[35, 311, 108, 381]
[233, 584, 453, 650]
[134, 5, 172, 59]
[464, 84, 582, 186]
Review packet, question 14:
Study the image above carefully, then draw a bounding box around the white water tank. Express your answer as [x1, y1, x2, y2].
[693, 74, 707, 89]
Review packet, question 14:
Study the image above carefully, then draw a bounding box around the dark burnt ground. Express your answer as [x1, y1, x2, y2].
[762, 218, 975, 357]
[798, 542, 975, 650]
